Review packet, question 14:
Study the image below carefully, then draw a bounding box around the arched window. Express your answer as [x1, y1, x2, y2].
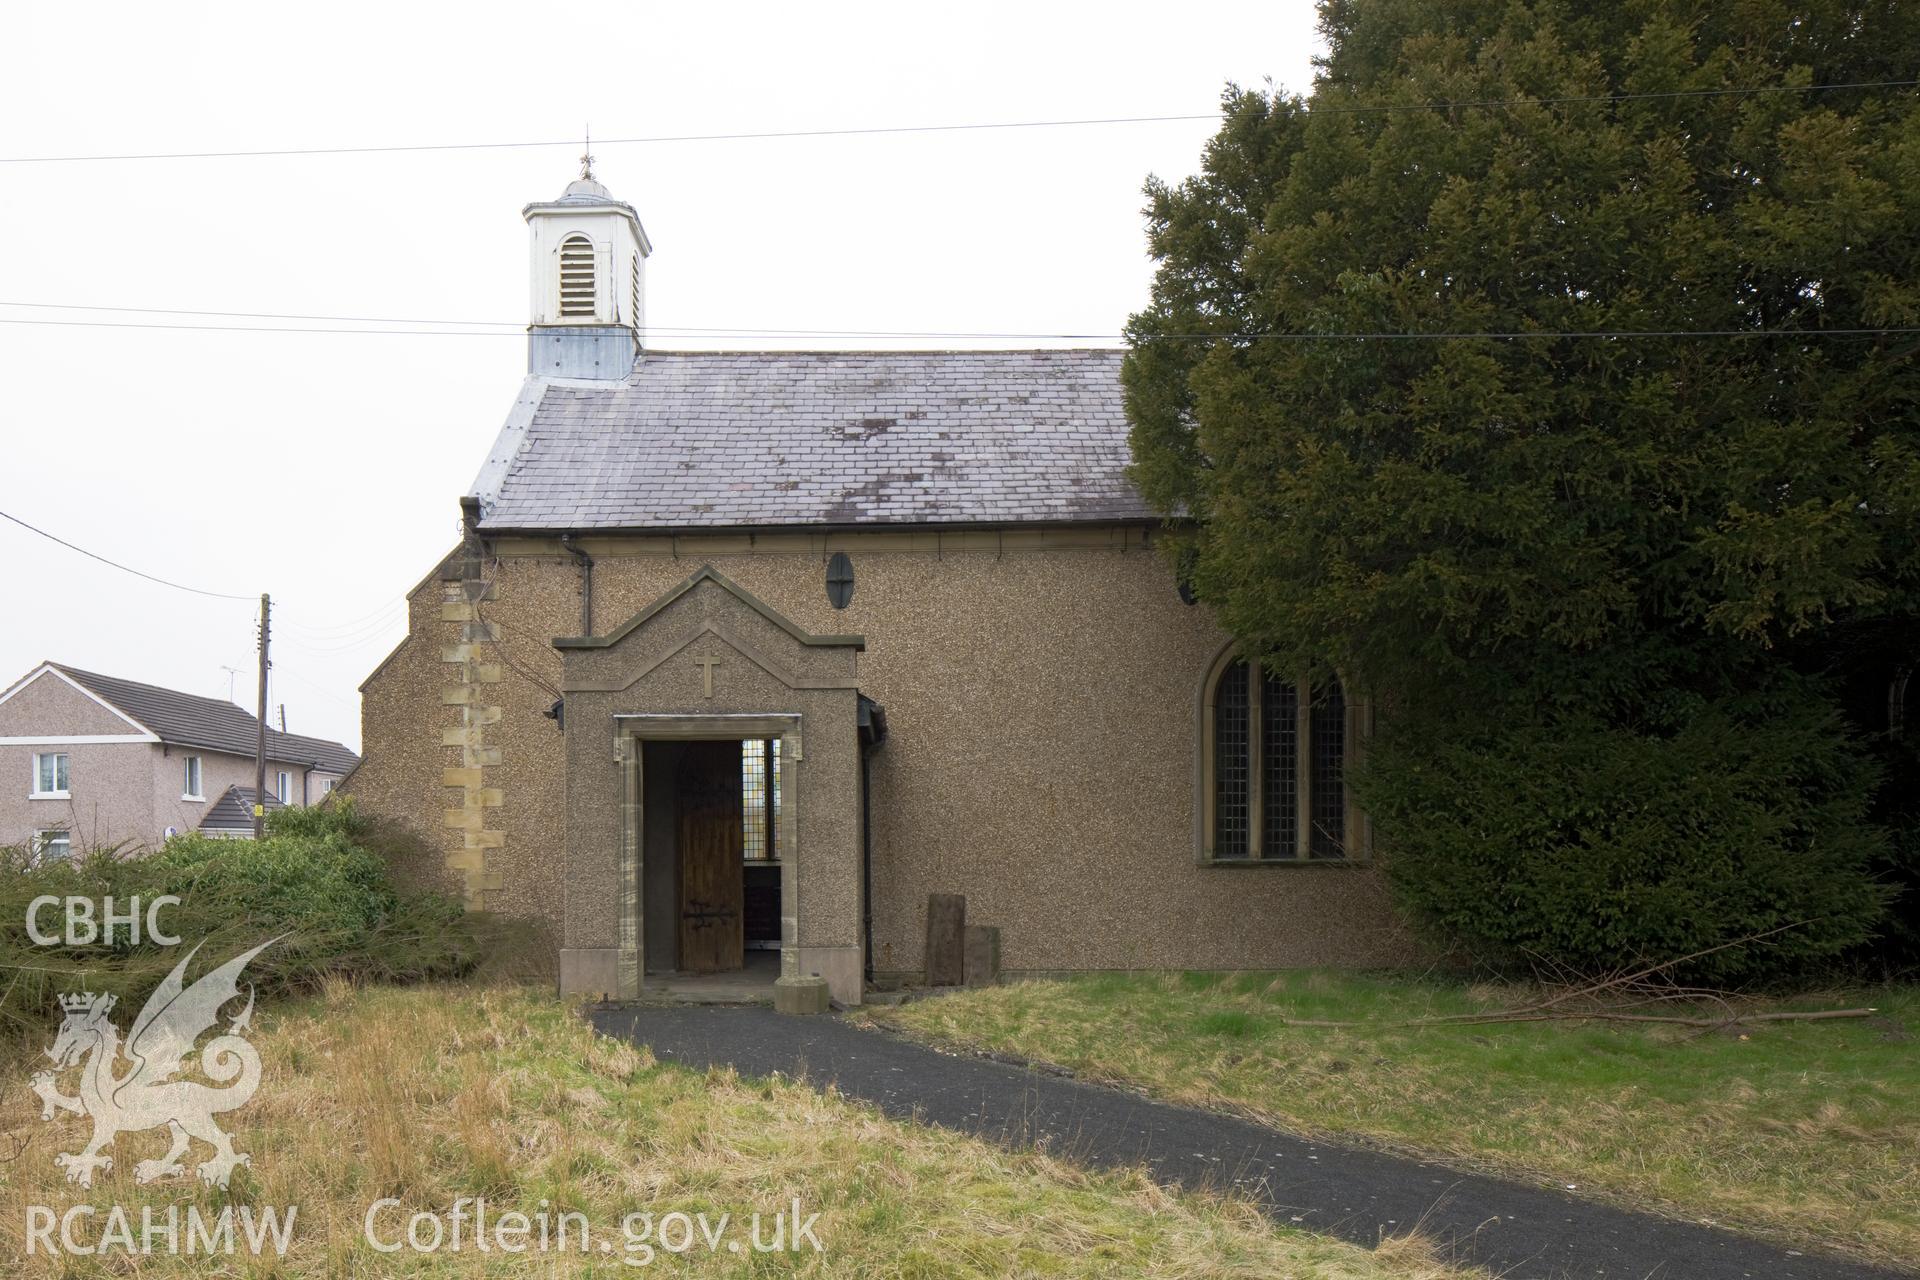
[1201, 653, 1362, 861]
[558, 234, 596, 317]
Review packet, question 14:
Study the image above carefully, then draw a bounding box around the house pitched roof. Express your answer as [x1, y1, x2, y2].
[267, 731, 362, 776]
[199, 785, 285, 833]
[50, 664, 359, 773]
[469, 349, 1154, 531]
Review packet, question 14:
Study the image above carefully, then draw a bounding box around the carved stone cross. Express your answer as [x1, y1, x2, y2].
[693, 655, 721, 698]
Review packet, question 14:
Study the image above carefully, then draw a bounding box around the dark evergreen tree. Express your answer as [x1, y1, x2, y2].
[1125, 1, 1919, 978]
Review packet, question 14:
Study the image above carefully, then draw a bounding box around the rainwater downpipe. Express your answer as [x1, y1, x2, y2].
[560, 534, 594, 635]
[861, 737, 877, 984]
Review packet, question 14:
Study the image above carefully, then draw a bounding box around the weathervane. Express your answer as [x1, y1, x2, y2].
[580, 127, 595, 182]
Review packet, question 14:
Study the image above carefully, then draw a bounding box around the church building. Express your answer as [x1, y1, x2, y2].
[348, 168, 1412, 1006]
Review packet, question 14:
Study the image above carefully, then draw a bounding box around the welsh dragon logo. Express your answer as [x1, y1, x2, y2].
[30, 937, 279, 1189]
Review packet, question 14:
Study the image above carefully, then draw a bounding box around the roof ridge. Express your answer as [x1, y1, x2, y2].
[58, 660, 228, 702]
[52, 662, 357, 763]
[57, 663, 251, 716]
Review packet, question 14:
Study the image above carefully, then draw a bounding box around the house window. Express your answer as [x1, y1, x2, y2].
[183, 756, 204, 800]
[275, 771, 292, 804]
[319, 778, 337, 797]
[558, 234, 596, 317]
[31, 752, 70, 797]
[740, 738, 781, 861]
[33, 829, 71, 861]
[1202, 655, 1362, 862]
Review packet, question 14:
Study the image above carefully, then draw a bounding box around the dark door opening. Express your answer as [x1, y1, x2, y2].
[676, 740, 744, 972]
[643, 737, 785, 978]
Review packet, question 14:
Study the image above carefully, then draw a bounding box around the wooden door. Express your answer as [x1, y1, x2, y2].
[677, 740, 744, 972]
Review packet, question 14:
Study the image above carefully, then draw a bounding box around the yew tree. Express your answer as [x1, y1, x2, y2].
[1124, 0, 1919, 977]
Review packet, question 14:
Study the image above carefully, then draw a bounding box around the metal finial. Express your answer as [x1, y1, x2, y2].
[580, 127, 594, 181]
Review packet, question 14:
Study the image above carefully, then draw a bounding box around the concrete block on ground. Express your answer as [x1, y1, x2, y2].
[925, 893, 966, 986]
[774, 975, 831, 1015]
[963, 925, 1001, 988]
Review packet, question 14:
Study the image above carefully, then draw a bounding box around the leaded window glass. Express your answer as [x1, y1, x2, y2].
[1207, 660, 1357, 861]
[1212, 661, 1251, 859]
[1261, 672, 1299, 858]
[1310, 681, 1346, 858]
[741, 738, 781, 861]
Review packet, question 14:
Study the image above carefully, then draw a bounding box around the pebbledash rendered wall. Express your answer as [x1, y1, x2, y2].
[349, 524, 1416, 986]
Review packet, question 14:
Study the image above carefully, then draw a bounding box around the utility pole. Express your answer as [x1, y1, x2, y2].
[254, 593, 271, 840]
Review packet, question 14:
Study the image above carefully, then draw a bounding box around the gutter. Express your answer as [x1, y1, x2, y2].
[480, 517, 1164, 539]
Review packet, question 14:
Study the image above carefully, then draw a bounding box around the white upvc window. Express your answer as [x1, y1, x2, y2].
[319, 778, 337, 797]
[33, 829, 71, 861]
[182, 755, 204, 800]
[275, 770, 291, 804]
[31, 752, 70, 798]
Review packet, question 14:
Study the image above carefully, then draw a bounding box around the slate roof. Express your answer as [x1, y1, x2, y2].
[199, 785, 285, 833]
[51, 665, 360, 773]
[469, 349, 1154, 530]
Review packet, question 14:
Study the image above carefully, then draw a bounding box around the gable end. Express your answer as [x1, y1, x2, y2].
[0, 663, 157, 743]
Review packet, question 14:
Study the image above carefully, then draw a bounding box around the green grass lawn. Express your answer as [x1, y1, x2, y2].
[0, 982, 1480, 1278]
[860, 972, 1920, 1269]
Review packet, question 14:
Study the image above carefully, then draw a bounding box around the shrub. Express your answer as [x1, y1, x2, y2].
[1357, 691, 1893, 986]
[0, 799, 490, 1029]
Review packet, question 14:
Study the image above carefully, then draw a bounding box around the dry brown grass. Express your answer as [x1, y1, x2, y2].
[0, 983, 1483, 1277]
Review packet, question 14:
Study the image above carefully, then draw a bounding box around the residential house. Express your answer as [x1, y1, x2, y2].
[0, 662, 358, 855]
[349, 169, 1411, 1006]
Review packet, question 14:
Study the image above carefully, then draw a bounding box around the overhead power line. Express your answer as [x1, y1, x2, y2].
[0, 316, 521, 336]
[2, 80, 1911, 165]
[280, 621, 412, 656]
[1312, 77, 1917, 114]
[0, 508, 254, 601]
[12, 298, 1920, 342]
[0, 113, 1217, 165]
[0, 299, 513, 327]
[279, 608, 409, 647]
[17, 301, 1920, 342]
[0, 312, 1916, 342]
[274, 664, 359, 711]
[280, 599, 410, 637]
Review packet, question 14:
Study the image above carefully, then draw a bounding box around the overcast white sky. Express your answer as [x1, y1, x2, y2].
[0, 1, 1324, 751]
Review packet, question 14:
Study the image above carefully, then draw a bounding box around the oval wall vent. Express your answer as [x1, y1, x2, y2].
[826, 552, 855, 609]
